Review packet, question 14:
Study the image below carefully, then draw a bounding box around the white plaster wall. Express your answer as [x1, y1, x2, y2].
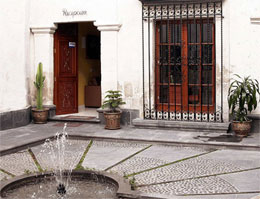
[0, 0, 31, 112]
[29, 0, 144, 112]
[228, 0, 260, 115]
[1, 0, 260, 119]
[30, 0, 118, 26]
[117, 0, 143, 111]
[28, 0, 120, 106]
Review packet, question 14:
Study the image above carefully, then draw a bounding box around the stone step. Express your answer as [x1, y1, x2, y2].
[132, 118, 230, 133]
[49, 116, 101, 123]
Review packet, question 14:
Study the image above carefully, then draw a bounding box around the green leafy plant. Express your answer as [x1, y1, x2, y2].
[33, 62, 45, 110]
[129, 176, 137, 190]
[228, 75, 260, 122]
[102, 90, 125, 112]
[24, 169, 31, 175]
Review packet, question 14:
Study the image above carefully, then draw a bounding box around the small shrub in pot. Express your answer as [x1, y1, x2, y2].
[102, 90, 125, 129]
[228, 75, 260, 137]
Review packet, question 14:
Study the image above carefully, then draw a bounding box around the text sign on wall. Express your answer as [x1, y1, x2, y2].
[62, 9, 87, 17]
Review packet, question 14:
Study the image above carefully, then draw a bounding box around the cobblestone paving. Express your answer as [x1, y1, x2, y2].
[134, 156, 242, 185]
[110, 145, 209, 176]
[91, 140, 148, 148]
[138, 176, 238, 195]
[0, 139, 259, 198]
[110, 156, 168, 175]
[83, 141, 149, 170]
[137, 145, 207, 158]
[202, 149, 260, 170]
[0, 150, 38, 176]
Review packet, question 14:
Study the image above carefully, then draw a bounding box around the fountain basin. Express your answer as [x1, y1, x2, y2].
[0, 170, 134, 199]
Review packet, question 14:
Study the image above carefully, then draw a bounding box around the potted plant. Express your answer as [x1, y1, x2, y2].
[31, 62, 49, 124]
[102, 90, 125, 129]
[228, 75, 260, 137]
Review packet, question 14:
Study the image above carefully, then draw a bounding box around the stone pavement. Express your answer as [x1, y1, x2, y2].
[0, 122, 260, 199]
[0, 122, 259, 153]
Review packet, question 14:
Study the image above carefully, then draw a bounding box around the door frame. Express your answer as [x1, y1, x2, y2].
[54, 23, 78, 115]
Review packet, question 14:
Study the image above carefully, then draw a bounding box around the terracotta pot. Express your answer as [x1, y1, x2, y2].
[31, 108, 49, 124]
[103, 111, 121, 130]
[232, 120, 252, 137]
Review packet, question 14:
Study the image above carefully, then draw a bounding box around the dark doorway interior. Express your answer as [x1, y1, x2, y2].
[54, 22, 101, 116]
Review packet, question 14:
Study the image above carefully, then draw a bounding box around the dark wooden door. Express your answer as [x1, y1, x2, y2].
[155, 20, 215, 113]
[54, 23, 78, 115]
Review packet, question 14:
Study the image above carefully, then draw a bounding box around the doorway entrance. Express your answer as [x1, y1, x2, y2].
[54, 22, 101, 116]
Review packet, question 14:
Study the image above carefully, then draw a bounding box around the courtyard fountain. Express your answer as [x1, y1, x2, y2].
[0, 123, 131, 199]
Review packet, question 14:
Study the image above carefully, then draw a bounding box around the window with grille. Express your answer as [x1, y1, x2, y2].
[141, 1, 223, 122]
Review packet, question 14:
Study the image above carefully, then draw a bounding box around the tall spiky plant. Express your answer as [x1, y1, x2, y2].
[34, 62, 45, 110]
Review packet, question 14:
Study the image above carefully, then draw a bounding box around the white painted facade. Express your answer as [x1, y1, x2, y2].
[0, 0, 259, 121]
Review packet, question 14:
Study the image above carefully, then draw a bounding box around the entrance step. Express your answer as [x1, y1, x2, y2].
[132, 118, 230, 133]
[49, 115, 100, 123]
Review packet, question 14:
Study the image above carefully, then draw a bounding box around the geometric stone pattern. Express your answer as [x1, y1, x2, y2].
[136, 145, 208, 162]
[220, 169, 260, 192]
[110, 156, 168, 176]
[202, 149, 260, 170]
[134, 156, 242, 185]
[1, 140, 259, 198]
[0, 151, 38, 176]
[31, 140, 90, 171]
[138, 176, 238, 195]
[82, 141, 149, 171]
[91, 140, 149, 148]
[110, 145, 208, 176]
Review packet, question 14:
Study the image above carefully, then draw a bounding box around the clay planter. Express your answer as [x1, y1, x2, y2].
[232, 120, 252, 137]
[31, 108, 49, 124]
[103, 111, 121, 130]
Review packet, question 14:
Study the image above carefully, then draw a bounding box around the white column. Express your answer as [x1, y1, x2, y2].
[94, 23, 122, 102]
[31, 26, 57, 106]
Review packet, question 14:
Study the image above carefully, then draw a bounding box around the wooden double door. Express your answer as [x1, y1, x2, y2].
[156, 19, 215, 113]
[54, 23, 78, 115]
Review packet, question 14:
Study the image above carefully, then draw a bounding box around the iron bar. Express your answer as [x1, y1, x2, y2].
[160, 5, 164, 119]
[154, 7, 158, 120]
[142, 5, 145, 119]
[180, 3, 183, 120]
[187, 5, 190, 120]
[148, 6, 151, 118]
[214, 2, 216, 122]
[167, 5, 170, 120]
[207, 2, 210, 122]
[194, 3, 197, 120]
[200, 3, 203, 121]
[221, 1, 223, 122]
[174, 4, 177, 120]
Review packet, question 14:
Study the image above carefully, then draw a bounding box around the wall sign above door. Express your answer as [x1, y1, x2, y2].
[62, 9, 87, 17]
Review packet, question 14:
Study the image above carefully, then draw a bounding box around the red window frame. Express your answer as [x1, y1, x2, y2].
[155, 19, 215, 113]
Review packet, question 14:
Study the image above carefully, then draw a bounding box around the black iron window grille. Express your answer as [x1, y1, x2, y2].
[141, 1, 223, 122]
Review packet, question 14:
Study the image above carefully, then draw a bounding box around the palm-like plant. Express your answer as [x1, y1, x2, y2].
[102, 90, 125, 112]
[228, 75, 260, 122]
